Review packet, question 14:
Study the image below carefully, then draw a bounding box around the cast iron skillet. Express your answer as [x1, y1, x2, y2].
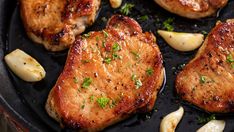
[0, 0, 234, 131]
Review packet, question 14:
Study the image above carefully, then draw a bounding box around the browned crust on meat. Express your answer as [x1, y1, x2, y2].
[46, 15, 164, 131]
[154, 0, 228, 19]
[176, 19, 234, 113]
[20, 0, 100, 51]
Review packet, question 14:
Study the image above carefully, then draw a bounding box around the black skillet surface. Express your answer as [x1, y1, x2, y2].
[0, 0, 234, 131]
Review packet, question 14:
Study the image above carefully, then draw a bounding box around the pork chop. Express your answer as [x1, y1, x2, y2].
[154, 0, 228, 19]
[20, 0, 100, 51]
[45, 15, 164, 131]
[176, 19, 234, 112]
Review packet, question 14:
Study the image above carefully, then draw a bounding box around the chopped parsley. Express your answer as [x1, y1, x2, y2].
[163, 18, 174, 31]
[226, 54, 234, 63]
[201, 31, 208, 35]
[109, 100, 116, 108]
[73, 77, 78, 83]
[112, 53, 122, 60]
[81, 78, 92, 88]
[120, 3, 134, 15]
[131, 51, 140, 59]
[102, 41, 106, 48]
[112, 42, 121, 52]
[81, 100, 85, 109]
[103, 30, 109, 38]
[135, 79, 142, 89]
[226, 54, 234, 69]
[146, 68, 154, 76]
[96, 36, 99, 41]
[139, 15, 149, 21]
[197, 114, 216, 124]
[97, 97, 110, 108]
[200, 76, 206, 84]
[83, 33, 91, 38]
[90, 95, 94, 102]
[81, 104, 85, 109]
[81, 59, 90, 64]
[131, 74, 137, 81]
[104, 57, 112, 64]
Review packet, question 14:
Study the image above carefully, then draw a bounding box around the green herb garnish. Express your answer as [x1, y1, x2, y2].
[226, 54, 234, 63]
[139, 15, 149, 21]
[81, 78, 92, 88]
[96, 36, 99, 41]
[103, 30, 109, 38]
[109, 100, 116, 108]
[97, 97, 110, 108]
[201, 31, 208, 35]
[131, 51, 140, 59]
[83, 33, 90, 38]
[112, 53, 122, 60]
[81, 60, 90, 64]
[102, 41, 106, 48]
[90, 95, 94, 102]
[200, 76, 206, 84]
[197, 114, 216, 124]
[112, 42, 121, 52]
[135, 79, 142, 89]
[104, 57, 112, 64]
[131, 74, 137, 81]
[163, 18, 174, 31]
[81, 104, 85, 109]
[120, 3, 134, 15]
[146, 68, 154, 76]
[73, 77, 78, 83]
[232, 64, 234, 69]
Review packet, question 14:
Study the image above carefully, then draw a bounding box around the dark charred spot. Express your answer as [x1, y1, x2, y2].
[51, 30, 65, 45]
[106, 79, 111, 83]
[94, 72, 98, 78]
[207, 52, 212, 58]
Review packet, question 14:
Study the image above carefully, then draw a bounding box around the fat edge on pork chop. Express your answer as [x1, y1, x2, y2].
[46, 15, 164, 131]
[20, 0, 100, 51]
[176, 19, 234, 113]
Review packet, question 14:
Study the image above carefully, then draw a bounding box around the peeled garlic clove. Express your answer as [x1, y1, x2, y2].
[160, 106, 184, 132]
[109, 0, 122, 8]
[157, 30, 204, 52]
[4, 49, 46, 82]
[197, 120, 225, 132]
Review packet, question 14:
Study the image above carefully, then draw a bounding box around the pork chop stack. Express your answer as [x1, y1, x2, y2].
[20, 0, 100, 51]
[154, 0, 228, 19]
[46, 15, 164, 131]
[176, 19, 234, 112]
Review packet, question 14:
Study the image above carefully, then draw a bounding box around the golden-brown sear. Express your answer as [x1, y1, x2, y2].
[154, 0, 228, 19]
[176, 19, 234, 112]
[20, 0, 100, 51]
[45, 15, 164, 131]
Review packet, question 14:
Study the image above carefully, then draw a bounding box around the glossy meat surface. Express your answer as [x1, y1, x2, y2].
[46, 15, 164, 130]
[176, 20, 234, 112]
[154, 0, 228, 19]
[20, 0, 100, 51]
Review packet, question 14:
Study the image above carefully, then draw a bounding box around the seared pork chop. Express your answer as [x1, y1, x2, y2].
[46, 15, 164, 131]
[20, 0, 100, 51]
[176, 19, 234, 112]
[154, 0, 228, 19]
